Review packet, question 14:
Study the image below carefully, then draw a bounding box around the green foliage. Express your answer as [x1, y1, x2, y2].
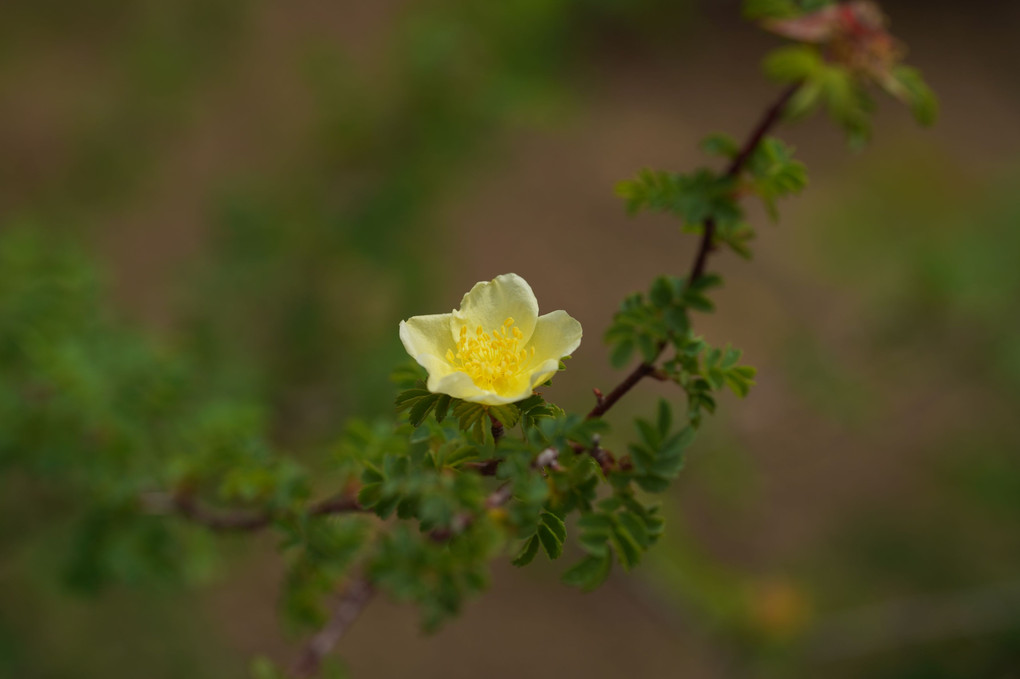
[763, 45, 824, 84]
[624, 400, 696, 493]
[565, 495, 665, 578]
[763, 47, 875, 145]
[536, 511, 568, 560]
[889, 65, 940, 127]
[616, 168, 740, 228]
[560, 552, 613, 591]
[281, 517, 370, 630]
[661, 337, 757, 427]
[746, 137, 808, 220]
[368, 521, 500, 632]
[516, 393, 565, 430]
[604, 274, 722, 368]
[756, 7, 938, 146]
[617, 136, 806, 261]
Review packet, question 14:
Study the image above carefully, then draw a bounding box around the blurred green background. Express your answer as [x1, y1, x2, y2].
[2, 0, 1019, 677]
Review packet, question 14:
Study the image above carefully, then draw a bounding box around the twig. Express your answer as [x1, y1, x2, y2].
[587, 82, 801, 421]
[689, 81, 801, 282]
[290, 482, 514, 675]
[465, 458, 501, 476]
[490, 414, 505, 443]
[290, 577, 376, 678]
[142, 489, 364, 532]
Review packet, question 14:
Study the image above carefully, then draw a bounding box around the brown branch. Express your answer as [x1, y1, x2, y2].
[586, 362, 657, 420]
[465, 458, 501, 476]
[289, 481, 514, 675]
[290, 577, 376, 678]
[490, 414, 505, 443]
[142, 488, 364, 532]
[587, 82, 801, 421]
[690, 82, 801, 282]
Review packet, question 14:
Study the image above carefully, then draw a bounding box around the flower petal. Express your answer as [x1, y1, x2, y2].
[527, 357, 563, 391]
[399, 314, 457, 377]
[527, 309, 582, 363]
[452, 273, 539, 344]
[427, 371, 489, 402]
[431, 371, 534, 406]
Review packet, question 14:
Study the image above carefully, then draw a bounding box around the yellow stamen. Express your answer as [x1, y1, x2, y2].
[449, 317, 531, 392]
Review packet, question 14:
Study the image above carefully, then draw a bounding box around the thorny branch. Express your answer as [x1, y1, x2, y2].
[585, 82, 801, 421]
[142, 488, 364, 531]
[290, 577, 376, 678]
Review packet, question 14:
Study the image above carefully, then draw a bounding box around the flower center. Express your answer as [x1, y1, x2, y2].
[446, 317, 535, 392]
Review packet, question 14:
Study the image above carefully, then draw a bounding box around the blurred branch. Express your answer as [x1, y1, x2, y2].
[586, 82, 802, 421]
[290, 577, 376, 678]
[288, 482, 513, 676]
[141, 489, 364, 532]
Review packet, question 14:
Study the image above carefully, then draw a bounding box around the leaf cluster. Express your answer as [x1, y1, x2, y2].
[617, 133, 806, 262]
[396, 383, 562, 439]
[759, 26, 937, 145]
[604, 274, 720, 368]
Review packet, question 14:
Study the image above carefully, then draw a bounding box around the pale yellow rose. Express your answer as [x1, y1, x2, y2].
[399, 273, 582, 406]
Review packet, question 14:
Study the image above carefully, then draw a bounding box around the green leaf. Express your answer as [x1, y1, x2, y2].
[537, 523, 564, 560]
[724, 365, 757, 398]
[649, 276, 675, 308]
[635, 418, 660, 450]
[395, 387, 430, 411]
[701, 133, 738, 158]
[540, 511, 567, 544]
[518, 394, 562, 430]
[746, 137, 808, 220]
[721, 346, 742, 369]
[716, 221, 756, 259]
[663, 306, 689, 334]
[609, 521, 643, 570]
[888, 65, 939, 127]
[636, 334, 659, 363]
[661, 427, 696, 459]
[609, 339, 635, 369]
[576, 512, 613, 557]
[488, 403, 521, 428]
[763, 46, 822, 84]
[408, 393, 440, 427]
[634, 473, 671, 493]
[437, 444, 478, 469]
[656, 399, 672, 439]
[512, 535, 540, 567]
[616, 168, 738, 229]
[617, 511, 652, 549]
[434, 394, 452, 423]
[561, 554, 612, 591]
[453, 401, 489, 441]
[815, 66, 873, 144]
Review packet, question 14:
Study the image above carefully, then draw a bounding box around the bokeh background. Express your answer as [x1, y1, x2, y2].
[2, 0, 1019, 677]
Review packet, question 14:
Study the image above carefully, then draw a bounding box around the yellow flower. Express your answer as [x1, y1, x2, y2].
[399, 273, 582, 406]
